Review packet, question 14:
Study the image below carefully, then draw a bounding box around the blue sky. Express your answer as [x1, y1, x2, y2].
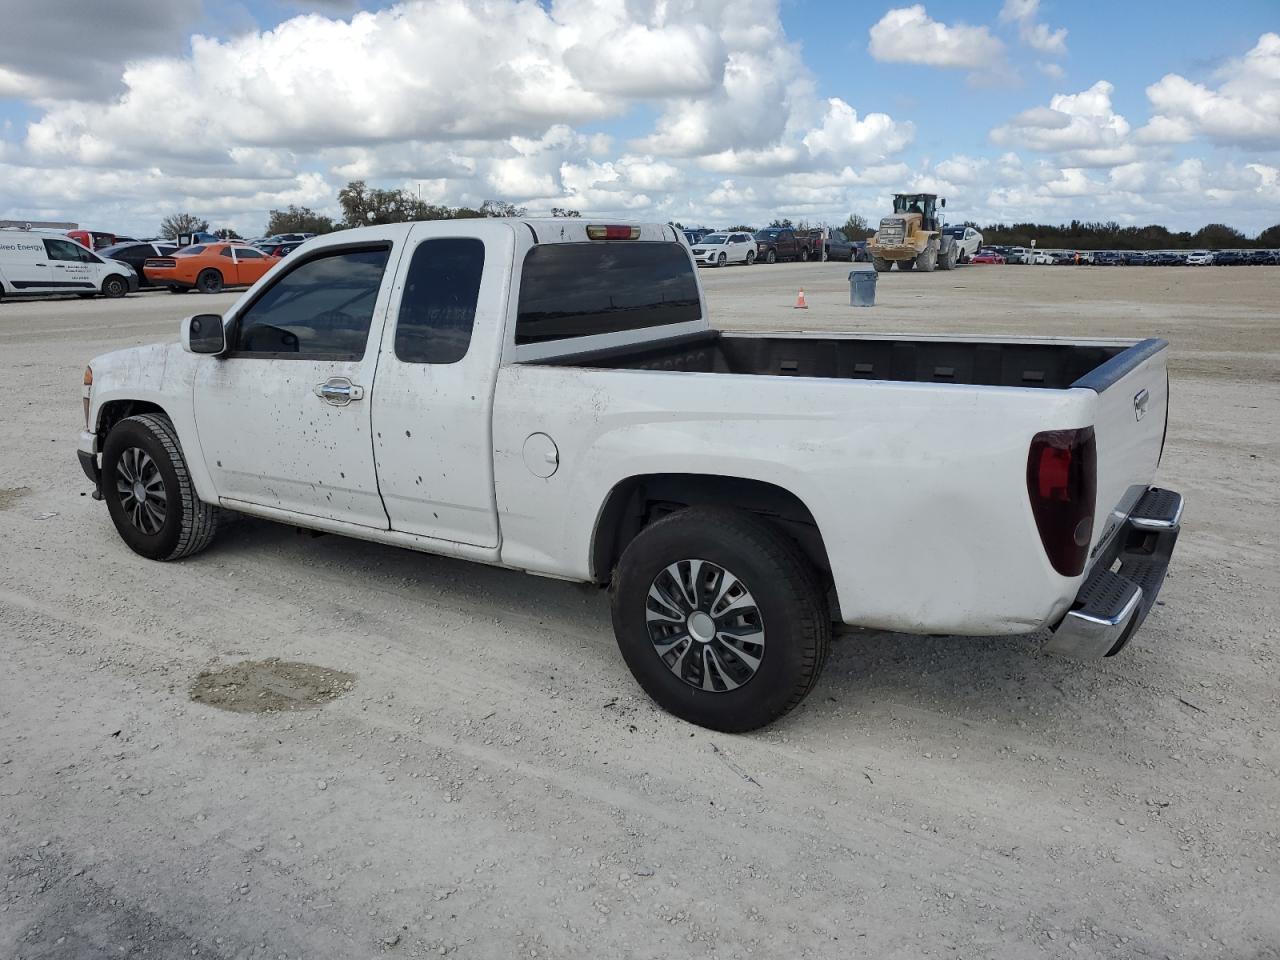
[0, 0, 1276, 237]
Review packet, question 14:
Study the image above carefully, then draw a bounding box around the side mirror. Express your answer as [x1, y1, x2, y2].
[182, 313, 227, 355]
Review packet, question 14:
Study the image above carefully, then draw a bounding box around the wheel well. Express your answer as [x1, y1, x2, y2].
[96, 399, 167, 440]
[591, 474, 831, 584]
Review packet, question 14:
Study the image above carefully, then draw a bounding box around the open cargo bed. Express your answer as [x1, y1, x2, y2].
[541, 330, 1166, 392]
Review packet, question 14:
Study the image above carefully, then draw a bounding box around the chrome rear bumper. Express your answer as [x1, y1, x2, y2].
[1045, 487, 1183, 659]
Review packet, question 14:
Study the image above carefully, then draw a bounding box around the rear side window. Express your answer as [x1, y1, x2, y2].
[516, 242, 700, 345]
[395, 238, 485, 364]
[235, 246, 390, 359]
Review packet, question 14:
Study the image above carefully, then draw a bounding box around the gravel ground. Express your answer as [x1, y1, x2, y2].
[2, 264, 1278, 959]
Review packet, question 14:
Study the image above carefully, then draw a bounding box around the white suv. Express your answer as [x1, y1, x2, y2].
[689, 232, 757, 267]
[1186, 251, 1213, 265]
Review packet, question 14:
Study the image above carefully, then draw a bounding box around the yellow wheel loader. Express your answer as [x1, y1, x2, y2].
[867, 193, 958, 273]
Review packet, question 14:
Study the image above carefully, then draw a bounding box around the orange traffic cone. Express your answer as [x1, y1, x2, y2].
[794, 289, 808, 309]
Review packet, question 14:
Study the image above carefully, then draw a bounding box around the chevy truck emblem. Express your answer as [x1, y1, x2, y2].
[1134, 388, 1150, 422]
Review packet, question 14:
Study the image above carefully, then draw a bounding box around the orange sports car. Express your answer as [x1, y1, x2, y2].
[144, 242, 279, 294]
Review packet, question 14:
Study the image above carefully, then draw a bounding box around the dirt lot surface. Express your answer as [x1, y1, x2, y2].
[2, 265, 1277, 959]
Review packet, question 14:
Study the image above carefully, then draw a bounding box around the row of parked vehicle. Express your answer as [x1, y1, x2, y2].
[681, 226, 872, 266]
[969, 245, 1280, 266]
[0, 225, 321, 301]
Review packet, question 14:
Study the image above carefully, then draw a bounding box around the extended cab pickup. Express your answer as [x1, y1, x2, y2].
[78, 219, 1183, 731]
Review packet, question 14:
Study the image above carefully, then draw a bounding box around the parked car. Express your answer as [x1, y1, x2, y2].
[942, 225, 983, 263]
[0, 229, 137, 300]
[256, 240, 305, 259]
[822, 228, 857, 261]
[1186, 250, 1213, 266]
[1245, 250, 1274, 265]
[689, 232, 757, 267]
[682, 229, 710, 246]
[1211, 250, 1247, 266]
[260, 232, 315, 244]
[143, 242, 279, 294]
[970, 249, 1005, 264]
[1091, 251, 1123, 266]
[752, 227, 821, 264]
[1121, 252, 1150, 266]
[1006, 247, 1032, 264]
[98, 241, 180, 288]
[77, 218, 1182, 732]
[1032, 251, 1055, 265]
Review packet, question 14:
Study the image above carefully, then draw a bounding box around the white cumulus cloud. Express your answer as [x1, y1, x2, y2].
[868, 5, 1004, 70]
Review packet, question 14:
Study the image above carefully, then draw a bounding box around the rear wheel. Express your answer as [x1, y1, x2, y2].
[101, 413, 219, 561]
[196, 269, 223, 294]
[610, 507, 830, 732]
[102, 274, 128, 298]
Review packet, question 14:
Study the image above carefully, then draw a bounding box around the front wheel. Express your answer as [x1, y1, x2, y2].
[745, 250, 756, 265]
[799, 248, 810, 263]
[610, 507, 830, 732]
[872, 257, 891, 272]
[717, 252, 726, 267]
[102, 275, 128, 298]
[766, 249, 777, 264]
[101, 413, 219, 561]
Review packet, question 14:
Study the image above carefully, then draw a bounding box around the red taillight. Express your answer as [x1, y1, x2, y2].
[1027, 427, 1097, 577]
[586, 224, 640, 240]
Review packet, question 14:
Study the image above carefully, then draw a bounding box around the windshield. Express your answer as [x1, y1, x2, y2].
[700, 234, 728, 244]
[174, 245, 207, 256]
[754, 229, 780, 239]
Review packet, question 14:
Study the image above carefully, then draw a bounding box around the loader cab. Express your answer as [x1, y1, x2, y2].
[892, 194, 944, 232]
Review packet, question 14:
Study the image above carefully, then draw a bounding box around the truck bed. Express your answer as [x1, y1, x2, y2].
[541, 330, 1161, 392]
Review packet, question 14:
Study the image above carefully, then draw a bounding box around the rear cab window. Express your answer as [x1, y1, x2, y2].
[395, 238, 485, 364]
[515, 242, 700, 346]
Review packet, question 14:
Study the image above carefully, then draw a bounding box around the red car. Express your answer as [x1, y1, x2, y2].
[971, 249, 1006, 264]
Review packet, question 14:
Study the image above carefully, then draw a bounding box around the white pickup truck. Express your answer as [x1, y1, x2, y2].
[77, 219, 1183, 731]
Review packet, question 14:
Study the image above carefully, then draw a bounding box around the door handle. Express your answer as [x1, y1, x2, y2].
[314, 377, 365, 406]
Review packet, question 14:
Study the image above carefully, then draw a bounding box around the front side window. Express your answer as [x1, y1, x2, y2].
[235, 246, 390, 359]
[44, 238, 89, 262]
[516, 242, 700, 345]
[394, 238, 485, 365]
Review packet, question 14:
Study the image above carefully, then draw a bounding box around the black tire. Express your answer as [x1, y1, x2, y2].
[102, 274, 128, 298]
[196, 269, 223, 294]
[745, 250, 755, 265]
[766, 249, 777, 264]
[101, 413, 219, 561]
[610, 506, 830, 732]
[799, 247, 810, 263]
[717, 252, 726, 268]
[872, 257, 891, 272]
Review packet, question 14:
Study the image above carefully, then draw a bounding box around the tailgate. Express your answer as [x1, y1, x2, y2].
[1075, 339, 1169, 563]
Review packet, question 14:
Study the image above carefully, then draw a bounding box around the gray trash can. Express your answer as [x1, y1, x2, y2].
[848, 266, 877, 307]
